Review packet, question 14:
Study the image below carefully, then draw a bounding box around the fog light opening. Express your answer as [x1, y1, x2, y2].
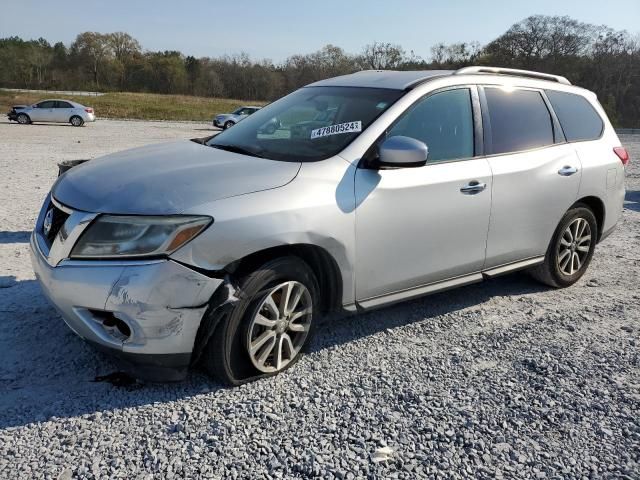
[89, 310, 132, 342]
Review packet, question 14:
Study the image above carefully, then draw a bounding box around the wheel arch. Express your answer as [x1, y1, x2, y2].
[225, 243, 343, 314]
[572, 196, 605, 242]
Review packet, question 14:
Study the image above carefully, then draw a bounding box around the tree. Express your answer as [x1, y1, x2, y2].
[71, 32, 111, 88]
[359, 42, 405, 69]
[107, 32, 140, 62]
[185, 56, 201, 94]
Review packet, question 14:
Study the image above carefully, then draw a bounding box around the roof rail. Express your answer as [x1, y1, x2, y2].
[455, 66, 571, 85]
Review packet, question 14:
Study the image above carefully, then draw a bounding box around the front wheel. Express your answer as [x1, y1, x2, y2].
[17, 113, 30, 125]
[202, 256, 319, 385]
[70, 116, 84, 127]
[223, 121, 235, 130]
[530, 205, 598, 288]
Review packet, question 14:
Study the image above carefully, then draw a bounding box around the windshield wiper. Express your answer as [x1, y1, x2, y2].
[210, 143, 264, 158]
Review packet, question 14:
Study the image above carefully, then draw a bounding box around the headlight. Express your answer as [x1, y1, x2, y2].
[70, 215, 212, 259]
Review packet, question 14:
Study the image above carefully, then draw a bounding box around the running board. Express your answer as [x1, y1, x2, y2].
[355, 256, 545, 311]
[357, 273, 483, 310]
[482, 256, 545, 279]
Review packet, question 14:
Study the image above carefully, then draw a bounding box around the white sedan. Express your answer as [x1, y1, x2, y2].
[8, 99, 96, 126]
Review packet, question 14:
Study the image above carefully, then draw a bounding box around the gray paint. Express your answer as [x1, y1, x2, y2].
[52, 140, 301, 214]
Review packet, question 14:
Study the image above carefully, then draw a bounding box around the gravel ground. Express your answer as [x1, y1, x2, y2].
[0, 119, 638, 479]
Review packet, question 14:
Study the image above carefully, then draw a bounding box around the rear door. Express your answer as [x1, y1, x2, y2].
[54, 101, 74, 123]
[481, 86, 582, 268]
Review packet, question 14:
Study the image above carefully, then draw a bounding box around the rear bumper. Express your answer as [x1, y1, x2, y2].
[30, 224, 224, 381]
[84, 113, 96, 122]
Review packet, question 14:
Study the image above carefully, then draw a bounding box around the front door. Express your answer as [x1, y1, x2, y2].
[354, 87, 492, 302]
[31, 100, 57, 122]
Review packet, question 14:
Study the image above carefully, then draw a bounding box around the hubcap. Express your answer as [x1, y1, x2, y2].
[557, 217, 591, 276]
[246, 281, 312, 373]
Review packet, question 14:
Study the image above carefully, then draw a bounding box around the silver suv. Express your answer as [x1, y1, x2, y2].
[213, 106, 261, 129]
[31, 67, 628, 383]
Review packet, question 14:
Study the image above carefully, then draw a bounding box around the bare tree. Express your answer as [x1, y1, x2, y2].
[107, 32, 141, 62]
[359, 42, 405, 69]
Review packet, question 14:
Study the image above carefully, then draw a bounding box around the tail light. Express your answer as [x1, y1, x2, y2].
[613, 147, 629, 166]
[85, 108, 94, 114]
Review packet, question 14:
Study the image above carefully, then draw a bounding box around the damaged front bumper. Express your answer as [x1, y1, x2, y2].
[29, 200, 224, 381]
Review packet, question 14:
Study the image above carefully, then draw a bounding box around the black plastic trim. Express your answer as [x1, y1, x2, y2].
[88, 340, 191, 382]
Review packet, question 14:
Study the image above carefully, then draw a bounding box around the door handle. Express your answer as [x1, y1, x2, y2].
[558, 165, 578, 176]
[460, 181, 487, 195]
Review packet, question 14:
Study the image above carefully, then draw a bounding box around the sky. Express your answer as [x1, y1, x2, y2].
[2, 0, 639, 62]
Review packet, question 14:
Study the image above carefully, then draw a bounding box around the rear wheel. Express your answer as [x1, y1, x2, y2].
[224, 121, 235, 129]
[70, 116, 84, 127]
[17, 113, 30, 125]
[202, 256, 319, 385]
[530, 205, 597, 288]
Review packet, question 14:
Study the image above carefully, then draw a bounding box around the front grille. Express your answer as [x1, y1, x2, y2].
[43, 203, 70, 246]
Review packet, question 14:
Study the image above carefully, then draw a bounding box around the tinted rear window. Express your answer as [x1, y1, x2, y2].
[485, 88, 554, 155]
[546, 90, 603, 142]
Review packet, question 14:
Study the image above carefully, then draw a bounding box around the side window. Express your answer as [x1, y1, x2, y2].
[38, 101, 56, 108]
[484, 88, 554, 154]
[56, 101, 72, 108]
[386, 88, 474, 162]
[546, 90, 603, 142]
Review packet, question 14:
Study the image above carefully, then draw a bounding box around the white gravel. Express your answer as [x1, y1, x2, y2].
[0, 119, 638, 479]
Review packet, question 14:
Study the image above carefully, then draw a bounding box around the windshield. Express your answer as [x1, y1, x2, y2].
[206, 86, 403, 162]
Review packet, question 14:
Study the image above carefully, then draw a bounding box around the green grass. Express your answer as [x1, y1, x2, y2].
[0, 90, 267, 121]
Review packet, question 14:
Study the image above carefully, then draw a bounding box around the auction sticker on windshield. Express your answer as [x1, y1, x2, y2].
[310, 121, 362, 139]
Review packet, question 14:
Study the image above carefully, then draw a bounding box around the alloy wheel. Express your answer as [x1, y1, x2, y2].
[246, 281, 313, 373]
[557, 217, 592, 276]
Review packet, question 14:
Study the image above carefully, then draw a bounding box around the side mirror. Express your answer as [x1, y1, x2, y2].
[377, 136, 428, 168]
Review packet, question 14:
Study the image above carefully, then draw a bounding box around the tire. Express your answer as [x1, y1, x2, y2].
[223, 121, 235, 130]
[17, 113, 30, 125]
[202, 256, 320, 385]
[530, 204, 598, 288]
[70, 116, 84, 127]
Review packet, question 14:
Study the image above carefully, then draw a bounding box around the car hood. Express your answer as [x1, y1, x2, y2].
[52, 140, 301, 214]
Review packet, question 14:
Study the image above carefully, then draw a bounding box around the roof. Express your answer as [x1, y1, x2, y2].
[306, 70, 454, 90]
[39, 99, 85, 107]
[306, 67, 574, 91]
